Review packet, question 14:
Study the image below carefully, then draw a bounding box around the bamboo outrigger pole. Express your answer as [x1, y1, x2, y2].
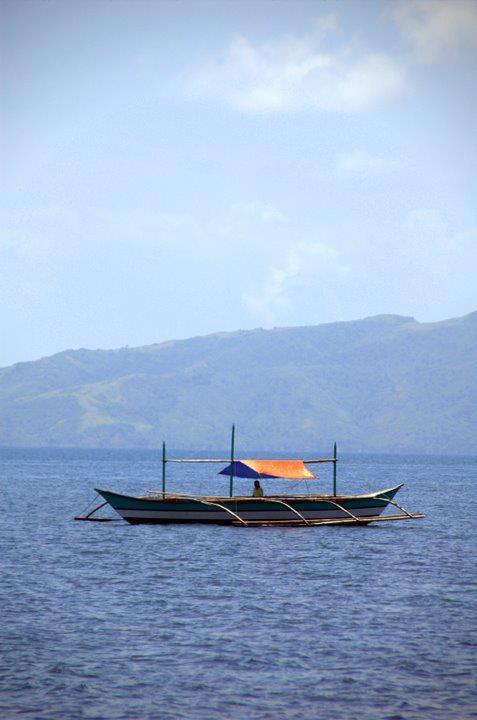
[166, 458, 230, 463]
[303, 457, 336, 464]
[229, 424, 235, 498]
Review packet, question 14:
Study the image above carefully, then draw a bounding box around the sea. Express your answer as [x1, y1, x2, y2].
[0, 448, 476, 720]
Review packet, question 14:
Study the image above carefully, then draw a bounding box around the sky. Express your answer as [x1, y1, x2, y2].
[1, 0, 477, 367]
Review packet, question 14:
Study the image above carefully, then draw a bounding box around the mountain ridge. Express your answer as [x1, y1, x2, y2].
[0, 311, 476, 453]
[4, 311, 474, 372]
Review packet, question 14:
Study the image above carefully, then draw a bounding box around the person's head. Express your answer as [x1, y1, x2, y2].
[254, 480, 261, 489]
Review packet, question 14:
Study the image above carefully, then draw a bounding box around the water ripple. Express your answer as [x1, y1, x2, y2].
[0, 450, 476, 719]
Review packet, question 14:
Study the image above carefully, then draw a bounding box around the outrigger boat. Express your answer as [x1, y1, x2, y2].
[75, 427, 424, 527]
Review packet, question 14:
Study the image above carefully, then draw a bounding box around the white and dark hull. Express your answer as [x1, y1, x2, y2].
[95, 485, 406, 526]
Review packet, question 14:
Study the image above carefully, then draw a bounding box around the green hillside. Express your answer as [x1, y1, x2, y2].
[0, 312, 476, 453]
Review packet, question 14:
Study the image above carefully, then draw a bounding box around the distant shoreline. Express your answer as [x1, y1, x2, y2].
[0, 446, 475, 461]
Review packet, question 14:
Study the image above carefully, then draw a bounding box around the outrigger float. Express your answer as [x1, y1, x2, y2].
[75, 426, 424, 527]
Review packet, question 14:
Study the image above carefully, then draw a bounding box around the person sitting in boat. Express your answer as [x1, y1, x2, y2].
[252, 480, 264, 497]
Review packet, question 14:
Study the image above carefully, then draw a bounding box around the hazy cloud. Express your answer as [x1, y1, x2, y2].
[243, 241, 349, 322]
[337, 149, 402, 175]
[186, 29, 406, 114]
[231, 201, 286, 223]
[185, 2, 477, 115]
[392, 0, 477, 62]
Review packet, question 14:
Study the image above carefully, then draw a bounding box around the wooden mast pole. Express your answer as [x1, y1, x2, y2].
[229, 424, 235, 498]
[333, 442, 337, 496]
[162, 441, 166, 497]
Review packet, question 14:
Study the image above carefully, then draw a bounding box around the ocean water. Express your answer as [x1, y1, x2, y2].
[0, 449, 476, 720]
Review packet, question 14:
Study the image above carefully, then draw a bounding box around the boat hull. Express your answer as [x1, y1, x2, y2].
[95, 486, 403, 525]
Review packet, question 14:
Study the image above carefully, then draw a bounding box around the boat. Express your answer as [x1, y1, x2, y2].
[75, 427, 424, 527]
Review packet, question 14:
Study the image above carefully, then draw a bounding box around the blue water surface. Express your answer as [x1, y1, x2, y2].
[0, 449, 476, 720]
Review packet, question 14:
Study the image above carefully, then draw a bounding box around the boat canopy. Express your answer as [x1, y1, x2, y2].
[218, 460, 317, 480]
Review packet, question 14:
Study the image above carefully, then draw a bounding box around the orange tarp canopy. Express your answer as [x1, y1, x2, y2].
[219, 460, 316, 479]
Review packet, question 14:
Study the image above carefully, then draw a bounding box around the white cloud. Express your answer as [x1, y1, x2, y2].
[392, 0, 477, 62]
[243, 241, 349, 322]
[231, 201, 285, 223]
[337, 149, 401, 175]
[184, 3, 477, 115]
[186, 29, 406, 114]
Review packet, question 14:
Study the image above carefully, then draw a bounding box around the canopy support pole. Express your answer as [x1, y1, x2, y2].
[333, 442, 337, 496]
[162, 441, 166, 497]
[229, 424, 235, 498]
